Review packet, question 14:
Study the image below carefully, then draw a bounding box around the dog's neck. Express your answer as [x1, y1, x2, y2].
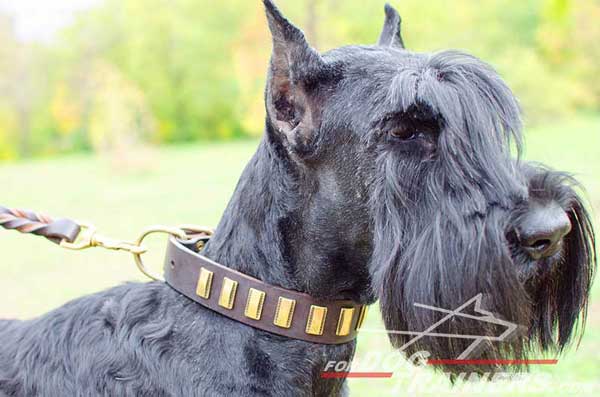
[202, 129, 373, 303]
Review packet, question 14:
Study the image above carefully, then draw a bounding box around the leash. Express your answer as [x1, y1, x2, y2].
[0, 205, 210, 281]
[0, 206, 367, 344]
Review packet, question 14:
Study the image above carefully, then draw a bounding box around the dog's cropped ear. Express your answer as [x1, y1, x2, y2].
[378, 3, 405, 48]
[263, 0, 331, 155]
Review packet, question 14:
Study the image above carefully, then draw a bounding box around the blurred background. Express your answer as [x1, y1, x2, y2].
[0, 0, 598, 396]
[0, 0, 599, 162]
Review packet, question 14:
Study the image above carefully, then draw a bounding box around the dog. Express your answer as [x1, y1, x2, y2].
[0, 1, 595, 396]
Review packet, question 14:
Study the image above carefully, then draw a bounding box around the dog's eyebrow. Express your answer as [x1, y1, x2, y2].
[374, 110, 440, 131]
[372, 111, 408, 125]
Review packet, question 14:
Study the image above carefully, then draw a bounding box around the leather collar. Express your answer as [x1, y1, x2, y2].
[163, 236, 368, 344]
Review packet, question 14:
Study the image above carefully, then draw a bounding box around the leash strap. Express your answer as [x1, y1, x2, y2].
[164, 237, 367, 344]
[0, 206, 81, 244]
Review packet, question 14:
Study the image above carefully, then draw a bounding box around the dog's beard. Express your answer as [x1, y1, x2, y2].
[372, 196, 531, 375]
[370, 161, 596, 375]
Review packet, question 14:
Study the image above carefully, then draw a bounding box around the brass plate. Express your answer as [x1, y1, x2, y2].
[244, 288, 266, 320]
[274, 297, 296, 328]
[336, 307, 355, 336]
[218, 277, 238, 309]
[195, 268, 214, 299]
[356, 305, 368, 330]
[306, 305, 328, 336]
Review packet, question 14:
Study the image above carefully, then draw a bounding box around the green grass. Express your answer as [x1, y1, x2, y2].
[1, 116, 599, 396]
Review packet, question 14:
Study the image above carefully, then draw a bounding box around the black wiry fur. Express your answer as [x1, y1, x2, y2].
[0, 1, 595, 395]
[516, 165, 595, 351]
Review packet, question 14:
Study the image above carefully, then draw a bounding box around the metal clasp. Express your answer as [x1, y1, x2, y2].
[60, 222, 213, 282]
[60, 223, 147, 255]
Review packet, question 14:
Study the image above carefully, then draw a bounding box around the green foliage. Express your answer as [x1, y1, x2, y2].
[0, 0, 599, 159]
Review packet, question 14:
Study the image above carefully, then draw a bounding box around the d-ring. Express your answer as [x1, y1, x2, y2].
[133, 226, 189, 281]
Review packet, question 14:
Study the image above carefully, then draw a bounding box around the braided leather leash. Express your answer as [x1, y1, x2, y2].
[0, 205, 213, 281]
[0, 206, 81, 244]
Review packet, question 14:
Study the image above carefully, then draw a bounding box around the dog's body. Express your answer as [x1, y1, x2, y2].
[0, 283, 353, 396]
[0, 137, 359, 397]
[0, 1, 595, 396]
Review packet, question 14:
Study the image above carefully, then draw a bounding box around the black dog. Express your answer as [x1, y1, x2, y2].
[0, 1, 595, 396]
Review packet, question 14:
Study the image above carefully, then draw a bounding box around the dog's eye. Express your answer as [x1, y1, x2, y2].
[389, 127, 418, 140]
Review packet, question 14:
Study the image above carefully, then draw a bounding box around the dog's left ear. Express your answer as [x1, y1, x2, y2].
[378, 3, 405, 48]
[263, 0, 332, 155]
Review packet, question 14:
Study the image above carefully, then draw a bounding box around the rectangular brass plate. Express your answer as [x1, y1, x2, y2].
[306, 305, 328, 336]
[273, 297, 296, 328]
[218, 277, 238, 309]
[195, 268, 214, 299]
[356, 305, 368, 330]
[336, 307, 355, 336]
[244, 288, 266, 320]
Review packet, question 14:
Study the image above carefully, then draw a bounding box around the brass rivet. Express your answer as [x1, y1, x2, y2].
[306, 305, 327, 336]
[336, 307, 355, 336]
[218, 277, 238, 309]
[273, 297, 296, 329]
[244, 288, 266, 320]
[195, 268, 213, 299]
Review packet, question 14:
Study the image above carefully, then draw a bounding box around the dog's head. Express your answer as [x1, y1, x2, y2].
[261, 0, 595, 373]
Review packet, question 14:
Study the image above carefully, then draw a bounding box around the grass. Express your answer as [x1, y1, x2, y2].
[1, 115, 599, 396]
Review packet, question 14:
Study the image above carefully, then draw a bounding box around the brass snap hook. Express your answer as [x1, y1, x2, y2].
[60, 222, 214, 282]
[60, 223, 147, 255]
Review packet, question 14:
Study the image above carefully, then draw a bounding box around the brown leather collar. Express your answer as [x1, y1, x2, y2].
[0, 205, 366, 344]
[164, 236, 368, 344]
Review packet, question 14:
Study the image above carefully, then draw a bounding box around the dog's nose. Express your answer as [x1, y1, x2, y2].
[518, 202, 571, 260]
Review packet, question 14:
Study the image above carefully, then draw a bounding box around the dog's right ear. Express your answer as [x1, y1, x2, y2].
[378, 3, 405, 48]
[263, 0, 330, 155]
